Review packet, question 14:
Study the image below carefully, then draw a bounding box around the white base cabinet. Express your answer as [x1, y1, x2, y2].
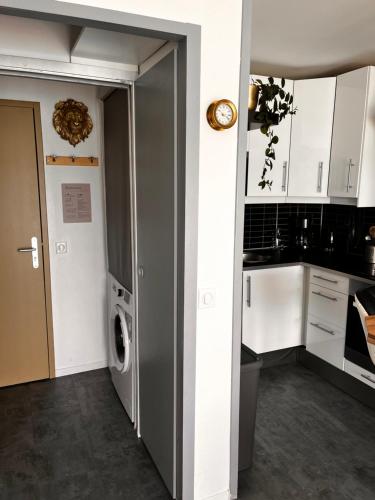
[306, 317, 345, 370]
[305, 267, 348, 369]
[242, 266, 304, 354]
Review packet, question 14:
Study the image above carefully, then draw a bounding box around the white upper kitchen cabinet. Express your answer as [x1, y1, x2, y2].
[246, 75, 293, 201]
[287, 77, 336, 199]
[328, 66, 375, 206]
[242, 265, 304, 354]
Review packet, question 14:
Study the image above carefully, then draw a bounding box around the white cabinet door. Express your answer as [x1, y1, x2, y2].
[242, 266, 304, 353]
[306, 316, 345, 370]
[328, 67, 369, 198]
[246, 76, 293, 198]
[288, 78, 336, 197]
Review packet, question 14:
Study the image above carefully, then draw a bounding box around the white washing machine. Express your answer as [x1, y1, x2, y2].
[108, 273, 135, 422]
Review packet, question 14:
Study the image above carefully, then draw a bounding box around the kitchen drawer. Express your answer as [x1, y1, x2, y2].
[344, 359, 375, 389]
[309, 268, 349, 295]
[306, 315, 345, 369]
[307, 283, 348, 329]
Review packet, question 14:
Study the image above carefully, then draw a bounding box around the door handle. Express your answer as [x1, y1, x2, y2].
[312, 274, 338, 285]
[17, 247, 36, 252]
[281, 161, 287, 192]
[310, 322, 335, 336]
[312, 290, 338, 301]
[17, 237, 39, 269]
[246, 276, 251, 307]
[361, 373, 375, 384]
[317, 161, 323, 193]
[138, 266, 144, 278]
[346, 159, 354, 192]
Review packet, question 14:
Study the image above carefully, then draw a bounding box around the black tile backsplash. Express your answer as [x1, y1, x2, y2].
[244, 203, 375, 255]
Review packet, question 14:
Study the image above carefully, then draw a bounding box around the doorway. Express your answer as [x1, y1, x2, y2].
[0, 3, 202, 499]
[0, 99, 54, 387]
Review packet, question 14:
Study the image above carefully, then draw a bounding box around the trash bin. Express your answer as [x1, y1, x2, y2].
[238, 345, 263, 471]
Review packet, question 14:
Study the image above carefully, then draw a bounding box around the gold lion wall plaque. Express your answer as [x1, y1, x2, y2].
[53, 99, 93, 147]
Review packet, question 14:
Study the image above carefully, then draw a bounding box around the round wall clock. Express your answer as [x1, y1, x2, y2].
[207, 99, 238, 130]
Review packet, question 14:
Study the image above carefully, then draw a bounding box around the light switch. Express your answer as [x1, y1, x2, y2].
[56, 241, 68, 254]
[198, 288, 216, 309]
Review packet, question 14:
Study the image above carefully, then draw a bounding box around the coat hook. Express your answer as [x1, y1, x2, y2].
[71, 155, 76, 163]
[51, 154, 57, 162]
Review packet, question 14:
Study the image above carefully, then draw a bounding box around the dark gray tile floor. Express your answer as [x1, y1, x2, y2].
[0, 369, 170, 500]
[238, 363, 375, 500]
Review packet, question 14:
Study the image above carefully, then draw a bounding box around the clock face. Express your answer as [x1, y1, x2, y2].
[215, 102, 233, 126]
[206, 99, 237, 130]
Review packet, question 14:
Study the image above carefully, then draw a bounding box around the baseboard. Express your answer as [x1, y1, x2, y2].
[298, 349, 375, 410]
[203, 490, 230, 500]
[55, 359, 108, 377]
[258, 346, 303, 368]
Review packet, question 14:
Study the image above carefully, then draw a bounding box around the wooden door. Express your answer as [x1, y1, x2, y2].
[288, 77, 336, 198]
[0, 100, 53, 387]
[247, 76, 293, 198]
[328, 67, 369, 198]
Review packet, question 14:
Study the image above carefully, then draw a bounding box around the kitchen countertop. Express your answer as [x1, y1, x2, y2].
[243, 247, 375, 284]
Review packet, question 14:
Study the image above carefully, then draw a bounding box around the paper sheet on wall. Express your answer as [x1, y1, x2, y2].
[62, 183, 92, 223]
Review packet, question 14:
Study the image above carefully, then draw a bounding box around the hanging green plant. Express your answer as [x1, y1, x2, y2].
[251, 77, 297, 190]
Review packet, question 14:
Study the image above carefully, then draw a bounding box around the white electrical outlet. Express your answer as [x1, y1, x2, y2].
[55, 241, 68, 254]
[198, 288, 216, 309]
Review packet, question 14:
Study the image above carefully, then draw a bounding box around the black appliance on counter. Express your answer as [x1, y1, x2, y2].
[345, 294, 375, 375]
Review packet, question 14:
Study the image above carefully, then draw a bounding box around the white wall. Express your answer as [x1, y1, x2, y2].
[0, 75, 108, 377]
[0, 14, 71, 62]
[55, 2, 244, 499]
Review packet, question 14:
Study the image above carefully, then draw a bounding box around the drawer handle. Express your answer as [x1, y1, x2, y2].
[361, 373, 375, 384]
[310, 322, 335, 336]
[312, 274, 338, 285]
[246, 276, 251, 308]
[312, 290, 338, 302]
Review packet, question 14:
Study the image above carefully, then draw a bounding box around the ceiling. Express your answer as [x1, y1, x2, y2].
[72, 28, 166, 68]
[250, 0, 375, 79]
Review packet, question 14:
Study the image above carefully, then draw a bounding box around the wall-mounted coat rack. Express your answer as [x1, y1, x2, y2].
[46, 155, 99, 167]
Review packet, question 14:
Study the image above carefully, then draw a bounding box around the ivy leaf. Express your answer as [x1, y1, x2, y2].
[268, 76, 274, 84]
[260, 125, 268, 135]
[258, 180, 266, 190]
[289, 95, 293, 104]
[279, 89, 285, 99]
[281, 78, 285, 88]
[256, 79, 263, 85]
[272, 136, 279, 144]
[285, 92, 290, 102]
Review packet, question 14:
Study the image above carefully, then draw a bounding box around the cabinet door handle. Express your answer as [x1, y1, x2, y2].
[312, 274, 338, 285]
[346, 159, 354, 192]
[310, 322, 335, 336]
[246, 276, 251, 307]
[361, 373, 375, 384]
[317, 161, 323, 193]
[312, 290, 338, 302]
[281, 161, 287, 192]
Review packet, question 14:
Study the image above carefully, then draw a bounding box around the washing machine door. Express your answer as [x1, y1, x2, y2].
[111, 304, 131, 374]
